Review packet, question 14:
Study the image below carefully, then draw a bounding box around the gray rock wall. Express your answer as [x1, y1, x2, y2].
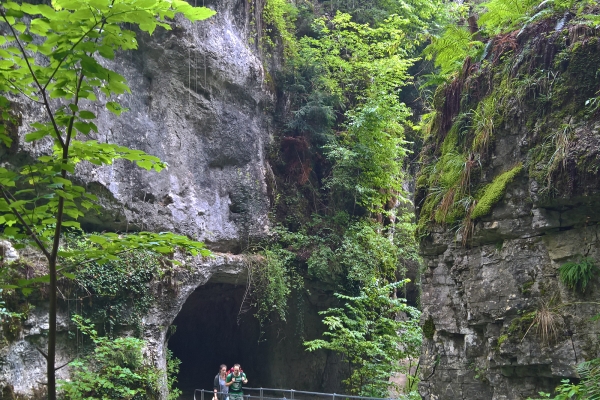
[12, 0, 273, 252]
[419, 211, 600, 399]
[417, 26, 600, 399]
[0, 0, 275, 396]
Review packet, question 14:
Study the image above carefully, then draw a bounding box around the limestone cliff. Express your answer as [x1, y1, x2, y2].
[11, 0, 272, 253]
[416, 18, 600, 399]
[0, 0, 274, 396]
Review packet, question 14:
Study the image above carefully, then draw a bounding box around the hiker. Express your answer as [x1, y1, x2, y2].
[226, 364, 248, 400]
[213, 364, 229, 400]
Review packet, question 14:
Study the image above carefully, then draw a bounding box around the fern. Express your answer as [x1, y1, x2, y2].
[478, 0, 540, 35]
[577, 358, 600, 400]
[559, 257, 598, 292]
[423, 25, 484, 78]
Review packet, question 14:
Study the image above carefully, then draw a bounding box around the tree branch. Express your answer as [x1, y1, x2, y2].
[0, 186, 51, 260]
[0, 76, 44, 105]
[41, 22, 104, 92]
[35, 345, 48, 360]
[0, 9, 66, 149]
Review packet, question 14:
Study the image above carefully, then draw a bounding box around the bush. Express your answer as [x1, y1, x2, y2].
[59, 316, 168, 400]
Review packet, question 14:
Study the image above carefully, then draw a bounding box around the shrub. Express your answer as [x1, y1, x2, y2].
[59, 316, 162, 400]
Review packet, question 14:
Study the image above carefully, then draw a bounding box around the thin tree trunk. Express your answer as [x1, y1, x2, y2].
[47, 259, 57, 400]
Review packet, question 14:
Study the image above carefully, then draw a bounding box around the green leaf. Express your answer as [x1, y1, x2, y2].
[78, 110, 96, 119]
[98, 45, 115, 59]
[25, 129, 52, 142]
[50, 88, 69, 99]
[106, 101, 127, 115]
[74, 121, 93, 135]
[62, 220, 81, 228]
[62, 272, 76, 279]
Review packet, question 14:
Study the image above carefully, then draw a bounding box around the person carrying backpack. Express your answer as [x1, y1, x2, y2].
[225, 364, 248, 400]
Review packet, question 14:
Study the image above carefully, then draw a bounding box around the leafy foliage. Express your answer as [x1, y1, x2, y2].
[423, 25, 484, 79]
[300, 12, 416, 109]
[59, 316, 160, 400]
[263, 0, 298, 57]
[559, 257, 598, 292]
[166, 349, 183, 400]
[477, 0, 541, 35]
[258, 1, 441, 393]
[326, 95, 410, 212]
[70, 244, 162, 336]
[527, 358, 600, 399]
[304, 279, 421, 397]
[249, 247, 296, 332]
[59, 317, 183, 400]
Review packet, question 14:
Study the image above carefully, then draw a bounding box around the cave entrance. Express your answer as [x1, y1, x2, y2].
[168, 282, 265, 398]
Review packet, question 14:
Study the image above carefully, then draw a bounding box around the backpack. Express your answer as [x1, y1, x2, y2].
[228, 367, 243, 375]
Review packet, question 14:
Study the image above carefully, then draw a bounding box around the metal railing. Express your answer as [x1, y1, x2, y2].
[193, 387, 390, 400]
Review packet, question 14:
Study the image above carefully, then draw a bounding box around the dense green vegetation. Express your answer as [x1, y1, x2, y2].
[256, 0, 600, 397]
[251, 0, 451, 396]
[559, 257, 598, 292]
[59, 316, 183, 400]
[304, 280, 421, 397]
[1, 0, 600, 397]
[415, 0, 600, 240]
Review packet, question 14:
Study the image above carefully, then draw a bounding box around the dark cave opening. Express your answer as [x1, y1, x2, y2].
[167, 282, 266, 396]
[168, 280, 346, 398]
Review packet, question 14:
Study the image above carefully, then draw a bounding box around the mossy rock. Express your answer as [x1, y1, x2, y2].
[423, 315, 436, 339]
[472, 164, 523, 219]
[507, 311, 536, 337]
[553, 37, 600, 113]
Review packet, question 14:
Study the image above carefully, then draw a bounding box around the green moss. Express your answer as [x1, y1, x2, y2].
[521, 280, 534, 294]
[423, 315, 435, 339]
[444, 203, 466, 224]
[438, 151, 465, 189]
[507, 311, 536, 336]
[496, 334, 509, 348]
[416, 195, 440, 235]
[432, 84, 447, 110]
[471, 164, 523, 219]
[441, 125, 459, 155]
[554, 38, 600, 112]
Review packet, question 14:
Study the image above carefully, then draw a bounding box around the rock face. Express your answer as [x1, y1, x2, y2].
[0, 253, 249, 398]
[1, 0, 273, 395]
[0, 1, 347, 397]
[13, 0, 272, 253]
[416, 21, 600, 399]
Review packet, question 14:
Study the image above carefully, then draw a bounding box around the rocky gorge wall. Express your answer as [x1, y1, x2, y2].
[416, 19, 600, 399]
[0, 0, 341, 397]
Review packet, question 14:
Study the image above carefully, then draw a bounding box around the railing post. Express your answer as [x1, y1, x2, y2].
[291, 389, 294, 400]
[333, 392, 336, 400]
[201, 389, 205, 400]
[260, 387, 263, 400]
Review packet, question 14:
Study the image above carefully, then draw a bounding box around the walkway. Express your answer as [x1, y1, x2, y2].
[192, 387, 392, 400]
